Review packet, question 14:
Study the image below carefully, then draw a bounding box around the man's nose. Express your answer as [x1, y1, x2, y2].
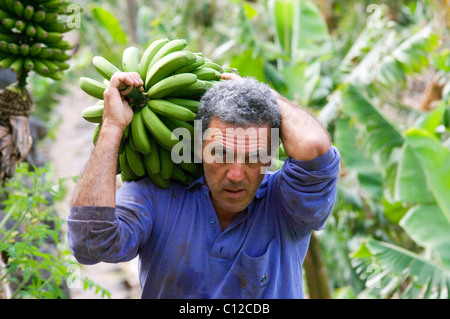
[226, 162, 246, 183]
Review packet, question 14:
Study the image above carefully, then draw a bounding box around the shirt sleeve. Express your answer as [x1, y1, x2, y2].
[277, 144, 340, 231]
[67, 178, 155, 264]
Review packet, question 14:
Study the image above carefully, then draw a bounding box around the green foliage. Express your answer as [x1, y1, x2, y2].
[44, 0, 449, 299]
[0, 164, 110, 299]
[352, 238, 450, 299]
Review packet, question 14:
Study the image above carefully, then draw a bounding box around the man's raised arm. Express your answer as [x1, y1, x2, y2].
[220, 72, 330, 161]
[71, 72, 143, 207]
[274, 92, 330, 161]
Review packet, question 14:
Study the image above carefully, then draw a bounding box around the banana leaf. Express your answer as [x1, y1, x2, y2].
[92, 7, 127, 45]
[404, 128, 450, 224]
[270, 0, 329, 61]
[400, 205, 450, 266]
[353, 238, 450, 299]
[270, 0, 296, 58]
[394, 144, 435, 204]
[340, 84, 404, 166]
[230, 48, 265, 83]
[334, 117, 382, 200]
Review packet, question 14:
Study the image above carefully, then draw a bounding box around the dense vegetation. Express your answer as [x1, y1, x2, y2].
[1, 0, 449, 299]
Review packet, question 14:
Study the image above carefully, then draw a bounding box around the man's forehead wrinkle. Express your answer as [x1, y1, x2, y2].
[210, 131, 269, 152]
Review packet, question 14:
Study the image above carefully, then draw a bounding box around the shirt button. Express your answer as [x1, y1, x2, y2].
[209, 218, 216, 224]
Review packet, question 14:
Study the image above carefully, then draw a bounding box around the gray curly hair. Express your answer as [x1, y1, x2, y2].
[196, 77, 281, 135]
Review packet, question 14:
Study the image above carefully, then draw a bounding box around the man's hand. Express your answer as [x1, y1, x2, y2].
[220, 72, 241, 81]
[102, 71, 143, 133]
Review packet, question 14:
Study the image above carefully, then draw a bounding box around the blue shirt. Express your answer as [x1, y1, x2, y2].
[67, 145, 340, 298]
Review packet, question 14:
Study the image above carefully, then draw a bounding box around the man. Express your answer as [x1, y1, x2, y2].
[68, 71, 340, 298]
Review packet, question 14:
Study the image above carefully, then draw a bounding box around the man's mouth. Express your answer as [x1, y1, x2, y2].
[224, 188, 245, 198]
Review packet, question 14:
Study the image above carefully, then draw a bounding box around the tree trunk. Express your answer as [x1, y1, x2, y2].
[303, 232, 332, 299]
[418, 80, 444, 111]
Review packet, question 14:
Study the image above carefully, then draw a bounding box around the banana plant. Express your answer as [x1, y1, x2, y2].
[0, 0, 75, 181]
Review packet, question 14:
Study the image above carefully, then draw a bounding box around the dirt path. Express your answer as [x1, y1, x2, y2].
[48, 84, 141, 299]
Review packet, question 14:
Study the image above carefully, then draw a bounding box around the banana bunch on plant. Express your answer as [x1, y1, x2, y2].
[80, 38, 239, 188]
[0, 0, 75, 81]
[0, 0, 75, 182]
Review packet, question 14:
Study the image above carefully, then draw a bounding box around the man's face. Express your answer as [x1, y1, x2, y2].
[201, 118, 272, 216]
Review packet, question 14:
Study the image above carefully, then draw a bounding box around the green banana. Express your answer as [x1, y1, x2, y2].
[204, 80, 214, 90]
[52, 60, 70, 70]
[7, 42, 18, 54]
[47, 71, 64, 81]
[119, 147, 137, 182]
[165, 80, 207, 98]
[159, 145, 174, 179]
[145, 50, 196, 89]
[3, 0, 14, 13]
[165, 98, 200, 112]
[37, 48, 53, 59]
[35, 24, 48, 39]
[32, 10, 46, 23]
[171, 165, 194, 186]
[93, 123, 101, 145]
[23, 5, 34, 20]
[14, 19, 25, 31]
[29, 43, 42, 56]
[221, 66, 240, 75]
[143, 135, 160, 174]
[202, 61, 222, 72]
[191, 67, 221, 81]
[41, 12, 58, 24]
[41, 58, 60, 73]
[125, 142, 146, 177]
[147, 170, 170, 189]
[141, 106, 179, 151]
[53, 40, 73, 50]
[0, 40, 7, 51]
[92, 55, 120, 80]
[179, 160, 202, 176]
[138, 37, 169, 80]
[148, 99, 196, 122]
[23, 56, 34, 71]
[148, 38, 188, 69]
[31, 58, 49, 75]
[25, 23, 36, 36]
[0, 32, 16, 42]
[128, 131, 138, 152]
[9, 56, 22, 72]
[44, 22, 69, 33]
[172, 54, 205, 75]
[81, 103, 104, 123]
[0, 9, 12, 20]
[13, 1, 24, 17]
[42, 32, 63, 45]
[130, 109, 152, 155]
[147, 73, 198, 99]
[122, 46, 139, 73]
[79, 77, 107, 100]
[160, 116, 195, 138]
[0, 0, 74, 80]
[1, 17, 15, 29]
[50, 50, 71, 61]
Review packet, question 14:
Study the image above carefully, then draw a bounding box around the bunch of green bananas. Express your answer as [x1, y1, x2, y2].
[0, 0, 75, 80]
[79, 38, 239, 188]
